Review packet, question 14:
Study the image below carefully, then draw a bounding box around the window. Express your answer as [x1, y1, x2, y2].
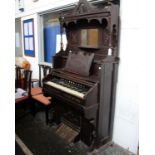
[23, 19, 35, 57]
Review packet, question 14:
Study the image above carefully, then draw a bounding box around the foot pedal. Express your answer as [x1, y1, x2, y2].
[55, 122, 79, 143]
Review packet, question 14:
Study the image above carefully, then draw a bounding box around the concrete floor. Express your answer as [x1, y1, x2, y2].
[15, 106, 135, 155]
[88, 144, 135, 155]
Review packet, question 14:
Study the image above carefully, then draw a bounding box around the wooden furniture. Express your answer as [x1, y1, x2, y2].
[137, 145, 139, 155]
[15, 66, 22, 89]
[31, 63, 53, 125]
[43, 0, 119, 148]
[32, 94, 52, 125]
[31, 63, 52, 95]
[15, 67, 32, 104]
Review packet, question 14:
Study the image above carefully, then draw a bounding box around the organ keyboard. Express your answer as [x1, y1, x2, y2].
[43, 71, 98, 107]
[45, 81, 86, 99]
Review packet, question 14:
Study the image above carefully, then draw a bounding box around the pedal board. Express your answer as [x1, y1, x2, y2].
[55, 122, 80, 143]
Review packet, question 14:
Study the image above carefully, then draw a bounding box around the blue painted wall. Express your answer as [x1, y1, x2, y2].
[44, 24, 60, 63]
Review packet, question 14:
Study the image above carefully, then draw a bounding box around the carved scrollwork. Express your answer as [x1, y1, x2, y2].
[112, 24, 118, 47]
[103, 28, 110, 46]
[68, 31, 78, 45]
[73, 0, 97, 15]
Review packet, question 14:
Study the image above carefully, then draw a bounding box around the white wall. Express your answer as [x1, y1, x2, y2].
[113, 0, 139, 153]
[15, 0, 79, 18]
[15, 0, 139, 153]
[15, 19, 22, 57]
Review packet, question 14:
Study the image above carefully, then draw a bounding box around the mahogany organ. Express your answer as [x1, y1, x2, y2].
[43, 0, 120, 148]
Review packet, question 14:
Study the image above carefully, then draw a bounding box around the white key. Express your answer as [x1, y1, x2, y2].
[45, 81, 85, 99]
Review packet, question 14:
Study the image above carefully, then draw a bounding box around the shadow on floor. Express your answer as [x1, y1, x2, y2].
[15, 110, 135, 155]
[16, 111, 88, 155]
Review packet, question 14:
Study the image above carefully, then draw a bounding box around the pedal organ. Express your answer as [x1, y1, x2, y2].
[43, 0, 120, 148]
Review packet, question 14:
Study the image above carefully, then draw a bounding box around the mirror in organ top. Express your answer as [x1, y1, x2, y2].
[80, 29, 99, 48]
